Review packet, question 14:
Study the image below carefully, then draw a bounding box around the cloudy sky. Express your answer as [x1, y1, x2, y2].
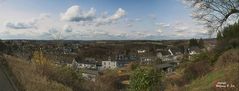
[0, 0, 211, 40]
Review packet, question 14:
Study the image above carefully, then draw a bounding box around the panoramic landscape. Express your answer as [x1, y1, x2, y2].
[0, 0, 238, 91]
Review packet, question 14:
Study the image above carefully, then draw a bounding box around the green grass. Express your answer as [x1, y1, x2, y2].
[163, 49, 239, 91]
[184, 49, 239, 91]
[185, 63, 239, 91]
[184, 69, 225, 91]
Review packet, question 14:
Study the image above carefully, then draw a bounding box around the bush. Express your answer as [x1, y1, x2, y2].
[216, 20, 239, 51]
[82, 70, 119, 91]
[31, 50, 84, 91]
[189, 38, 199, 47]
[129, 67, 161, 91]
[215, 49, 239, 68]
[184, 49, 239, 91]
[5, 55, 72, 91]
[193, 51, 219, 65]
[183, 60, 211, 83]
[0, 40, 9, 53]
[127, 62, 139, 71]
[96, 73, 119, 91]
[49, 66, 84, 91]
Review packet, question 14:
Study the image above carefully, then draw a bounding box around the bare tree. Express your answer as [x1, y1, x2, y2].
[47, 28, 65, 48]
[184, 0, 239, 33]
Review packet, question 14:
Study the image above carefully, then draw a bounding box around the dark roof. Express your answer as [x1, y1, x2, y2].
[158, 48, 182, 56]
[75, 58, 99, 64]
[156, 63, 174, 69]
[158, 50, 171, 55]
[188, 46, 201, 52]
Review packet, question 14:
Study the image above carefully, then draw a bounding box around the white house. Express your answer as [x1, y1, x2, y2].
[189, 51, 198, 55]
[140, 57, 154, 64]
[72, 58, 99, 70]
[137, 49, 146, 54]
[156, 49, 182, 65]
[101, 61, 118, 69]
[188, 47, 201, 55]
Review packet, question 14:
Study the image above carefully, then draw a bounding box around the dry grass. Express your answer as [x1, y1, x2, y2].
[184, 49, 239, 91]
[215, 48, 239, 69]
[164, 49, 239, 91]
[4, 55, 72, 91]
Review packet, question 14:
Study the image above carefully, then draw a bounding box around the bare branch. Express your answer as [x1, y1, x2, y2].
[184, 0, 239, 33]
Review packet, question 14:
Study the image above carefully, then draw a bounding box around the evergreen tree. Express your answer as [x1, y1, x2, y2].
[198, 38, 204, 48]
[189, 38, 199, 47]
[217, 20, 239, 50]
[0, 40, 8, 53]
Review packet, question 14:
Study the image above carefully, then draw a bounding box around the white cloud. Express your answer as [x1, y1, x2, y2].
[159, 23, 170, 27]
[1, 3, 211, 40]
[63, 24, 73, 32]
[108, 8, 126, 20]
[61, 5, 96, 22]
[94, 8, 126, 26]
[156, 28, 163, 33]
[37, 13, 50, 20]
[61, 5, 81, 21]
[154, 21, 211, 39]
[4, 13, 50, 30]
[48, 28, 58, 34]
[154, 23, 171, 33]
[1, 5, 128, 40]
[5, 21, 35, 29]
[61, 5, 126, 26]
[123, 18, 141, 27]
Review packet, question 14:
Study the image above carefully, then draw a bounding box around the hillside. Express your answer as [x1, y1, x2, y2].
[2, 55, 72, 91]
[185, 49, 239, 91]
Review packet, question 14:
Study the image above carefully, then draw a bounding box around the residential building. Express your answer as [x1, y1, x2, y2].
[137, 49, 146, 54]
[101, 61, 118, 69]
[101, 54, 137, 70]
[72, 58, 100, 70]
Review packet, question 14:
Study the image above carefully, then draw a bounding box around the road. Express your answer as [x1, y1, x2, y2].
[0, 66, 15, 91]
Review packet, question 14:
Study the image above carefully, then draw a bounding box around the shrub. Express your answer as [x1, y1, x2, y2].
[96, 73, 119, 91]
[129, 67, 161, 91]
[216, 20, 239, 51]
[189, 38, 199, 47]
[5, 55, 72, 91]
[183, 60, 211, 83]
[215, 49, 239, 69]
[127, 62, 139, 71]
[49, 66, 84, 91]
[31, 50, 84, 91]
[83, 70, 119, 91]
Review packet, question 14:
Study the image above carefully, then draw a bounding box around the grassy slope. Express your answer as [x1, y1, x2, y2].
[184, 67, 224, 91]
[4, 55, 72, 91]
[184, 49, 239, 91]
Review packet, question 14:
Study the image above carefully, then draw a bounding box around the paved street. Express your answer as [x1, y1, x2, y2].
[0, 67, 15, 91]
